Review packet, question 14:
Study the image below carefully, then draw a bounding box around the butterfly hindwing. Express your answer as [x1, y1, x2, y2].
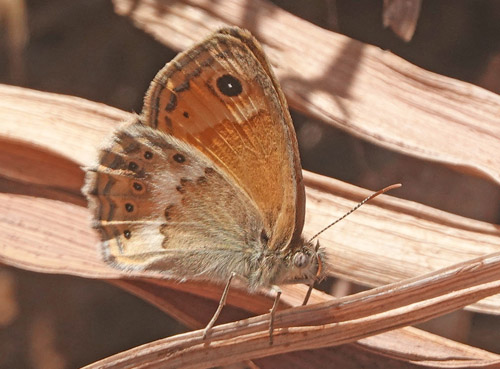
[84, 120, 264, 280]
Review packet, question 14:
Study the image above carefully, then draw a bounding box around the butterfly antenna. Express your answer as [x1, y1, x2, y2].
[307, 183, 402, 243]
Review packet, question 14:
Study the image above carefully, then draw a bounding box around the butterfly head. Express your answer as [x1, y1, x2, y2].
[248, 237, 324, 290]
[284, 239, 324, 284]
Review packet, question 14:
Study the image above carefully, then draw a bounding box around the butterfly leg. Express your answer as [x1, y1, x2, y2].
[268, 285, 282, 345]
[302, 283, 314, 306]
[203, 271, 236, 339]
[302, 240, 322, 305]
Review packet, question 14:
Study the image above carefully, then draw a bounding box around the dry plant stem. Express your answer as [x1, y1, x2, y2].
[113, 0, 500, 185]
[83, 252, 500, 369]
[197, 251, 500, 338]
[95, 309, 500, 369]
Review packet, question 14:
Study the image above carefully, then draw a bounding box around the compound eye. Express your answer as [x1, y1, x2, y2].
[293, 252, 310, 269]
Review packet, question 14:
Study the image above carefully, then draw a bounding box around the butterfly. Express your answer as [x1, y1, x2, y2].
[83, 27, 324, 341]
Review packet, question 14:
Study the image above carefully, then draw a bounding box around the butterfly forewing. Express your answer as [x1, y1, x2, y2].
[143, 28, 305, 252]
